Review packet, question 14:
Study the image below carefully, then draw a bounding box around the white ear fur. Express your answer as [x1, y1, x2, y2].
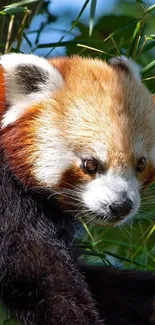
[0, 53, 64, 127]
[109, 55, 141, 82]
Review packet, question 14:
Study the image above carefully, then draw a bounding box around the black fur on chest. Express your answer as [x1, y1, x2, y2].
[0, 148, 75, 246]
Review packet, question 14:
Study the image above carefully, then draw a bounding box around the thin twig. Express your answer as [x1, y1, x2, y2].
[5, 14, 15, 54]
[142, 76, 155, 81]
[16, 9, 31, 52]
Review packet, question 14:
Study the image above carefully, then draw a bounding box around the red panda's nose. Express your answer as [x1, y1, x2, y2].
[109, 197, 133, 217]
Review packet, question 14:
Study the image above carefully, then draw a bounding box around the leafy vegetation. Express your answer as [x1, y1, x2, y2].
[0, 0, 155, 322]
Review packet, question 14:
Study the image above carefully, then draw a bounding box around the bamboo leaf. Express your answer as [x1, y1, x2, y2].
[142, 41, 155, 53]
[1, 7, 27, 15]
[71, 0, 90, 30]
[83, 250, 153, 269]
[141, 60, 155, 76]
[89, 0, 97, 36]
[145, 4, 155, 15]
[147, 35, 155, 40]
[4, 0, 40, 8]
[36, 39, 106, 49]
[129, 20, 142, 58]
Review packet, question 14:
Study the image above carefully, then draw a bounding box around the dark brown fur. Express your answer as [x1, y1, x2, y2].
[0, 149, 102, 325]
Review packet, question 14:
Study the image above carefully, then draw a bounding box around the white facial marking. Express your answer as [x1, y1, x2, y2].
[33, 112, 74, 186]
[110, 55, 141, 82]
[81, 168, 140, 224]
[1, 54, 64, 128]
[91, 141, 107, 162]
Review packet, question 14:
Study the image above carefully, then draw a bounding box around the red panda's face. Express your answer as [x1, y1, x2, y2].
[1, 54, 155, 226]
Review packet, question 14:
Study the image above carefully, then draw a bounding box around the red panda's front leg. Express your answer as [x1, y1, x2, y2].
[0, 227, 103, 325]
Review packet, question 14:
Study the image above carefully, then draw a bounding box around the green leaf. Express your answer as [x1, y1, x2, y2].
[4, 0, 40, 8]
[141, 59, 155, 76]
[129, 20, 141, 57]
[1, 7, 27, 15]
[142, 41, 155, 53]
[147, 35, 155, 40]
[36, 40, 86, 49]
[145, 4, 155, 15]
[0, 11, 6, 15]
[36, 39, 106, 50]
[83, 250, 153, 269]
[140, 246, 148, 268]
[71, 0, 90, 30]
[89, 0, 97, 36]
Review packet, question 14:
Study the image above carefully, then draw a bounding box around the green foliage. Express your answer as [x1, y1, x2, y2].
[0, 0, 155, 323]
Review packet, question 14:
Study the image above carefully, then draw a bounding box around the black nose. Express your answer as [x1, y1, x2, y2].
[109, 198, 133, 217]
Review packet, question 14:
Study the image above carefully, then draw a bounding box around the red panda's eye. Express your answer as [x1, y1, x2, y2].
[83, 159, 98, 174]
[136, 157, 146, 173]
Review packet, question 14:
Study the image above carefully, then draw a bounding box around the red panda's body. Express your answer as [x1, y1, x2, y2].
[0, 53, 155, 325]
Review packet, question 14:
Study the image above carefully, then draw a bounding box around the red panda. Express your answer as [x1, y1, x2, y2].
[0, 53, 155, 325]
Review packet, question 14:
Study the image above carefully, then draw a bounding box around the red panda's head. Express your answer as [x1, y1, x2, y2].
[0, 54, 155, 226]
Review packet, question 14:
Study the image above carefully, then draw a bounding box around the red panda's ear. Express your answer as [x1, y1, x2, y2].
[109, 56, 141, 82]
[0, 53, 63, 128]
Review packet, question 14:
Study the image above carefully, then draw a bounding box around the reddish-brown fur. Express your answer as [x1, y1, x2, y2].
[0, 65, 6, 113]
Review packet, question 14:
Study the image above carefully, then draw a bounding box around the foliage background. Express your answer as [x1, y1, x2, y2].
[0, 2, 155, 319]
